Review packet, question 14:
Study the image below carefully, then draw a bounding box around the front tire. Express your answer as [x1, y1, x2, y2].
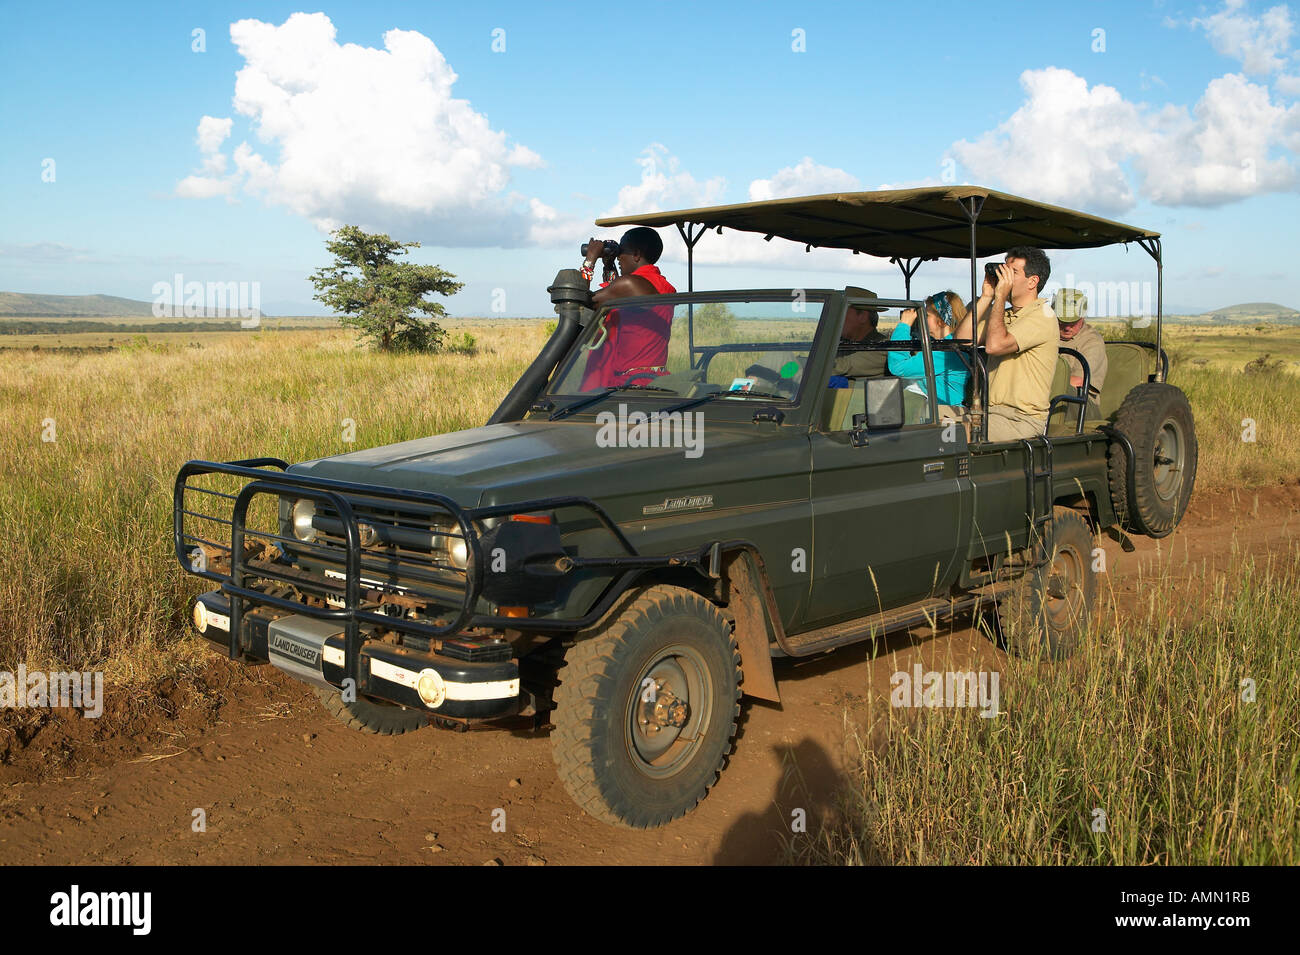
[551, 585, 742, 829]
[313, 686, 429, 735]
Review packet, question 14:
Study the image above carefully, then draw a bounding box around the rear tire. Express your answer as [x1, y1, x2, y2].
[313, 686, 429, 735]
[551, 585, 742, 829]
[1107, 382, 1197, 538]
[998, 507, 1097, 660]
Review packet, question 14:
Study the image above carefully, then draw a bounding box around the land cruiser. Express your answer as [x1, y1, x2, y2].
[175, 187, 1196, 828]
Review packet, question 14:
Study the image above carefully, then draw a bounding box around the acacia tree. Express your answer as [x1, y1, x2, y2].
[310, 226, 463, 352]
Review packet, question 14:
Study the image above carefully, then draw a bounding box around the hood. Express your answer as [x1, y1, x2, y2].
[290, 418, 782, 509]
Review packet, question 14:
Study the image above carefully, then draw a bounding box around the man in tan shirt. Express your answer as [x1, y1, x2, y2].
[975, 246, 1058, 441]
[1053, 288, 1108, 416]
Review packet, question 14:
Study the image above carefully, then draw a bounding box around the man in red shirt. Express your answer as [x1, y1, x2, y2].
[578, 227, 676, 391]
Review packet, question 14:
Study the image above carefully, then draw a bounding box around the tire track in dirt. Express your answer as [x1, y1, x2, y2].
[0, 484, 1294, 865]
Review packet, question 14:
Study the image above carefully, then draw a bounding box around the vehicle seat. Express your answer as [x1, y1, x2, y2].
[1097, 343, 1151, 421]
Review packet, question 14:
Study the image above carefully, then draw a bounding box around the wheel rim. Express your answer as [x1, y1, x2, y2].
[1044, 544, 1086, 631]
[624, 643, 713, 780]
[1152, 417, 1185, 502]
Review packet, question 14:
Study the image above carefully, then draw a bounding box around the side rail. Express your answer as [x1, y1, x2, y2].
[1049, 346, 1092, 435]
[174, 460, 719, 669]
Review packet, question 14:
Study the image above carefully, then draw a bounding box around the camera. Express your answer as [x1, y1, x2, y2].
[984, 261, 1001, 286]
[581, 239, 620, 259]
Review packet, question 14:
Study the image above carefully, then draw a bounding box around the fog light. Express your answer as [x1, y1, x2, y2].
[193, 600, 208, 634]
[416, 668, 446, 708]
[292, 499, 317, 542]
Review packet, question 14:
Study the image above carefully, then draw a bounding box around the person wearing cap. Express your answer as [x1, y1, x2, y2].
[578, 227, 677, 390]
[832, 287, 889, 378]
[1053, 288, 1107, 416]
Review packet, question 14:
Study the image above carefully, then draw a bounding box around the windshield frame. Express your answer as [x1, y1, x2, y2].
[545, 289, 836, 412]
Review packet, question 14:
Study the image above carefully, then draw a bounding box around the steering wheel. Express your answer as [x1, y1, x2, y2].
[745, 363, 797, 396]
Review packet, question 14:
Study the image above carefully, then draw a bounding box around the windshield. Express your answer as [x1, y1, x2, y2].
[548, 295, 828, 401]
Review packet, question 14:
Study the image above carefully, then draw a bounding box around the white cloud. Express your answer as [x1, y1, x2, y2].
[174, 13, 550, 247]
[1139, 73, 1299, 205]
[748, 157, 861, 200]
[949, 68, 1147, 214]
[175, 174, 234, 200]
[597, 147, 892, 273]
[603, 143, 727, 217]
[1192, 0, 1293, 75]
[950, 66, 1299, 212]
[196, 116, 232, 155]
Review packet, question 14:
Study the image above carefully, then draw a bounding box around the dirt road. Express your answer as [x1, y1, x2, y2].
[1, 485, 1295, 865]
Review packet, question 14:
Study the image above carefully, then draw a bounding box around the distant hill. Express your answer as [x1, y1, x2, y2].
[1196, 302, 1300, 323]
[0, 291, 269, 318]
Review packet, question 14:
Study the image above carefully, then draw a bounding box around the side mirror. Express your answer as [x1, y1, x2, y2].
[850, 377, 905, 446]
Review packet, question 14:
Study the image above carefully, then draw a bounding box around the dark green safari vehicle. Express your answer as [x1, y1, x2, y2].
[175, 187, 1197, 828]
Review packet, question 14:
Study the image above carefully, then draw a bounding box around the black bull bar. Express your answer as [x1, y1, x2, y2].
[174, 458, 718, 693]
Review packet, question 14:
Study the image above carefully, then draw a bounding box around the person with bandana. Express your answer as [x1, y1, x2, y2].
[1052, 288, 1108, 417]
[889, 290, 973, 417]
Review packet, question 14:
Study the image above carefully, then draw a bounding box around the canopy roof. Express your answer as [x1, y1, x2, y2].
[596, 186, 1160, 260]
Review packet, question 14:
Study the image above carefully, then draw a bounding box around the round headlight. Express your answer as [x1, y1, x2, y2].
[192, 599, 208, 634]
[447, 535, 468, 570]
[291, 499, 317, 542]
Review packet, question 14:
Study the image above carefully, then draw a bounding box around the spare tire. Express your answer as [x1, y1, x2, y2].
[1106, 382, 1197, 538]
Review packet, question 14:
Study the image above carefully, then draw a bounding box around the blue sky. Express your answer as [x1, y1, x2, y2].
[2, 0, 1298, 316]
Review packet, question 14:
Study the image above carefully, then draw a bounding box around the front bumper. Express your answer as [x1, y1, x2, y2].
[193, 591, 520, 719]
[174, 458, 719, 713]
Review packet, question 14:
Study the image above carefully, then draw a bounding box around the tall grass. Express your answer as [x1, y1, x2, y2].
[792, 546, 1300, 865]
[0, 326, 543, 682]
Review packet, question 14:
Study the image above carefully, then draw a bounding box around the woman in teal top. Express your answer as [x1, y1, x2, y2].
[888, 290, 973, 407]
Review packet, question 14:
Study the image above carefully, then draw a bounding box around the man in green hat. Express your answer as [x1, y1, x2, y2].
[833, 287, 889, 377]
[1053, 288, 1107, 416]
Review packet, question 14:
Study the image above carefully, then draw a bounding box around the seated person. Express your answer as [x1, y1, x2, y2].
[578, 227, 676, 391]
[888, 291, 973, 413]
[1052, 288, 1108, 417]
[832, 287, 888, 379]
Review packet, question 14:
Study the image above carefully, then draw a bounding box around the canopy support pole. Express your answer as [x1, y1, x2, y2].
[677, 222, 708, 368]
[890, 256, 929, 298]
[1136, 236, 1165, 383]
[958, 195, 986, 442]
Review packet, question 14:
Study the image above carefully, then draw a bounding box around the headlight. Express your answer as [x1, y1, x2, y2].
[430, 521, 469, 570]
[447, 535, 468, 570]
[291, 499, 317, 542]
